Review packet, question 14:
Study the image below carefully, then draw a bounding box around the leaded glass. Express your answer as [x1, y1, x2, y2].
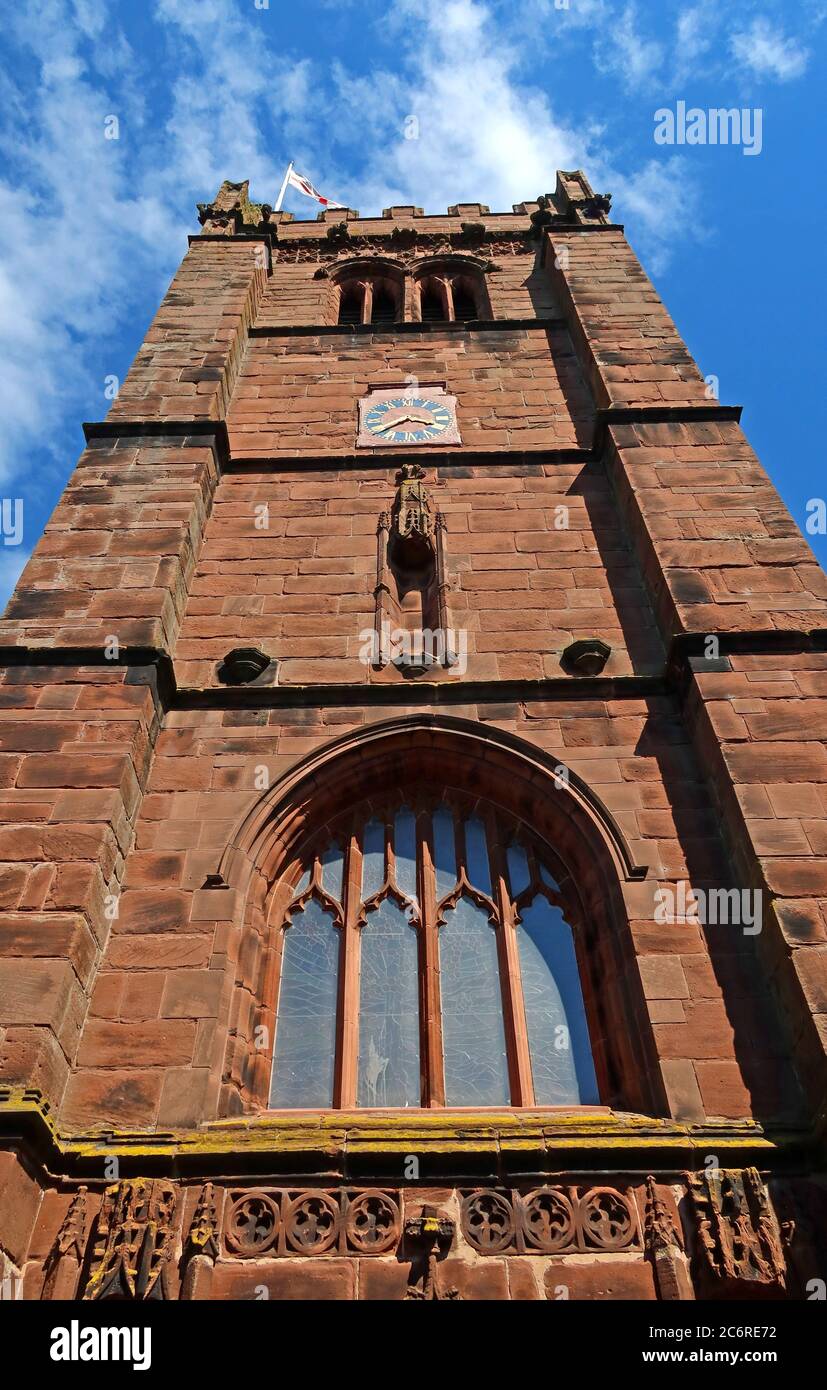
[270, 797, 601, 1112]
[464, 816, 491, 897]
[270, 898, 340, 1108]
[361, 819, 385, 898]
[320, 844, 344, 902]
[517, 897, 599, 1105]
[506, 842, 530, 897]
[394, 807, 418, 904]
[432, 806, 456, 900]
[358, 898, 420, 1107]
[440, 896, 509, 1106]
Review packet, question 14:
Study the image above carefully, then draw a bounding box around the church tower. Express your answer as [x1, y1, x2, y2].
[1, 172, 826, 1302]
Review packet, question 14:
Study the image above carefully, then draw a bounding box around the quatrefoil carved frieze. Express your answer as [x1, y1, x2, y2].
[461, 1186, 640, 1256]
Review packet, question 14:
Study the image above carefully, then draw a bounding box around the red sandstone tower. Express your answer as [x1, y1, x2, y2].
[0, 172, 825, 1302]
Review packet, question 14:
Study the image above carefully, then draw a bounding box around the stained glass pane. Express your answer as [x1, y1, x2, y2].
[506, 843, 530, 897]
[394, 808, 418, 904]
[464, 817, 491, 897]
[320, 844, 344, 902]
[440, 896, 509, 1106]
[269, 899, 339, 1108]
[517, 897, 599, 1105]
[361, 819, 385, 899]
[358, 899, 420, 1107]
[432, 806, 456, 900]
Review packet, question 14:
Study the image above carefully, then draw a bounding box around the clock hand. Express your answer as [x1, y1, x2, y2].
[376, 411, 434, 431]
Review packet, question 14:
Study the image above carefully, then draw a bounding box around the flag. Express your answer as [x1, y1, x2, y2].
[287, 169, 345, 209]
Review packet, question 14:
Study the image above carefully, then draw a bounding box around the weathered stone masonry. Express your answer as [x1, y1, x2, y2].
[0, 172, 826, 1300]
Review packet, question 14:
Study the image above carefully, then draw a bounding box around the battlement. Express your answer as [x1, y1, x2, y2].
[195, 169, 615, 244]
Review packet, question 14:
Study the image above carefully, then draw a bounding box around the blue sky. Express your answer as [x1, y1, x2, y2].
[0, 0, 825, 605]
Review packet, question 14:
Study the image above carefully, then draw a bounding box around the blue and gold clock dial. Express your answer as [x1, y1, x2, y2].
[364, 396, 453, 444]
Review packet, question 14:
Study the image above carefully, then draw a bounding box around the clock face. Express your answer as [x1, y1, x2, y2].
[363, 396, 454, 444]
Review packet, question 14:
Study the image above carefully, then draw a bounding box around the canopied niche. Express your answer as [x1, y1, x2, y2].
[372, 463, 453, 675]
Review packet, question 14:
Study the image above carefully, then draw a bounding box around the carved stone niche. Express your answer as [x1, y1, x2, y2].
[82, 1179, 178, 1301]
[688, 1167, 787, 1298]
[371, 463, 456, 677]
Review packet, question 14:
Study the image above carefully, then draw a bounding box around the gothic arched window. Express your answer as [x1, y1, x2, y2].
[269, 797, 599, 1110]
[337, 283, 363, 325]
[419, 278, 447, 322]
[413, 264, 487, 323]
[370, 285, 399, 325]
[451, 278, 478, 322]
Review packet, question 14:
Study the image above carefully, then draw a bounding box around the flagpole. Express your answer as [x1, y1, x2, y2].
[274, 161, 293, 213]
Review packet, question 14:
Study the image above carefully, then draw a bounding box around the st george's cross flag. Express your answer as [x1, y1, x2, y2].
[278, 163, 345, 210]
[288, 168, 345, 207]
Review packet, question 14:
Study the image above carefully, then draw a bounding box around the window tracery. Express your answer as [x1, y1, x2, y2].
[268, 796, 599, 1111]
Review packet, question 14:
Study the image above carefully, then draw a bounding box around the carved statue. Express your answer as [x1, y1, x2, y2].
[404, 1207, 459, 1300]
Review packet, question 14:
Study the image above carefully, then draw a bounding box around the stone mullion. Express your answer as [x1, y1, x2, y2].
[487, 817, 534, 1107]
[361, 281, 373, 326]
[442, 277, 455, 322]
[417, 809, 445, 1106]
[335, 829, 362, 1109]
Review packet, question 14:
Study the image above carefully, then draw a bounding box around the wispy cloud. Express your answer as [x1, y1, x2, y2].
[730, 17, 811, 82]
[593, 2, 664, 90]
[332, 0, 587, 213]
[326, 0, 703, 272]
[0, 1, 178, 490]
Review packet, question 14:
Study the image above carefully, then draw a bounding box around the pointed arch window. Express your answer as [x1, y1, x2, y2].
[371, 286, 398, 325]
[419, 279, 446, 322]
[451, 280, 478, 322]
[268, 797, 599, 1110]
[337, 284, 363, 325]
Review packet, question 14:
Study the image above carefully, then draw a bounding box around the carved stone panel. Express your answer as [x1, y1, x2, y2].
[460, 1186, 640, 1256]
[225, 1191, 280, 1258]
[222, 1188, 401, 1258]
[83, 1179, 177, 1301]
[688, 1168, 786, 1296]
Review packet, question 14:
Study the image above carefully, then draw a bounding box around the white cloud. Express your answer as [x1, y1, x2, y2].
[593, 2, 664, 90]
[0, 4, 180, 490]
[673, 1, 719, 80]
[327, 0, 701, 273]
[611, 158, 706, 275]
[153, 0, 314, 203]
[337, 0, 587, 214]
[730, 17, 810, 82]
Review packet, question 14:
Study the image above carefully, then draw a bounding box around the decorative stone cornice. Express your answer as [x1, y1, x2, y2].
[278, 229, 529, 265]
[0, 1087, 807, 1186]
